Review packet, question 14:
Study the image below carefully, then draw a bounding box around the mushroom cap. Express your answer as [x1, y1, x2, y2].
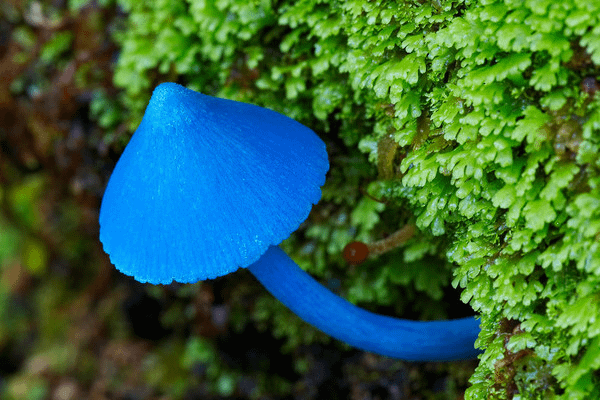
[343, 241, 369, 265]
[99, 83, 329, 284]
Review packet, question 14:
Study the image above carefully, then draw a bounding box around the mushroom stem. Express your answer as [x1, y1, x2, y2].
[368, 223, 416, 256]
[343, 224, 417, 265]
[248, 246, 480, 362]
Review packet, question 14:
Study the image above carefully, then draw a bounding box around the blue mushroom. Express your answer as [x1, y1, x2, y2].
[99, 82, 480, 362]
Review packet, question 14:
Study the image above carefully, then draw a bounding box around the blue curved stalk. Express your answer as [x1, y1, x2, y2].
[248, 246, 481, 362]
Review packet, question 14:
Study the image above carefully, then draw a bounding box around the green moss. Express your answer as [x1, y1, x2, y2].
[100, 0, 600, 397]
[39, 31, 73, 64]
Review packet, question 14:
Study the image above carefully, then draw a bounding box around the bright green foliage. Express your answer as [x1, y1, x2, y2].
[105, 0, 600, 397]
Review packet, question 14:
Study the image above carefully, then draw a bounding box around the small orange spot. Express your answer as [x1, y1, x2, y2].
[343, 241, 369, 265]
